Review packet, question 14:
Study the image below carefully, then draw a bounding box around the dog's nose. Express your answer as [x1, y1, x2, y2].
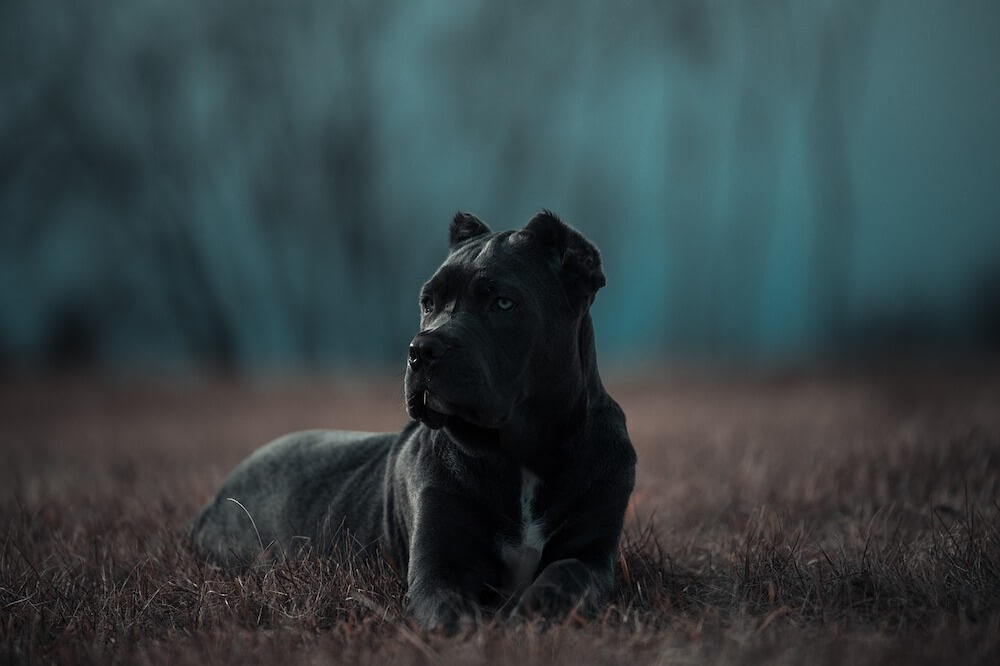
[408, 334, 447, 369]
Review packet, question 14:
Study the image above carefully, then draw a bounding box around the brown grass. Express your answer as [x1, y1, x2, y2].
[2, 367, 999, 664]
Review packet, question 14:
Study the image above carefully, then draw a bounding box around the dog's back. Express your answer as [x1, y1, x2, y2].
[190, 429, 395, 565]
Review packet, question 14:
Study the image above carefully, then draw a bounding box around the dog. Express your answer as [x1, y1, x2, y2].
[189, 211, 636, 630]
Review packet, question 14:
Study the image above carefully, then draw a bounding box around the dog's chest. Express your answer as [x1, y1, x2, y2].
[499, 468, 547, 591]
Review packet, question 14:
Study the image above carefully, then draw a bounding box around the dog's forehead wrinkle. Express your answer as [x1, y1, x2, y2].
[425, 264, 472, 296]
[469, 235, 502, 267]
[437, 249, 544, 298]
[449, 232, 497, 261]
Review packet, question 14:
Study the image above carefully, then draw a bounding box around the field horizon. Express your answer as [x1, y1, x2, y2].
[2, 365, 998, 664]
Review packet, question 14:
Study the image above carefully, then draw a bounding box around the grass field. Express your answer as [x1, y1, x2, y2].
[2, 366, 999, 664]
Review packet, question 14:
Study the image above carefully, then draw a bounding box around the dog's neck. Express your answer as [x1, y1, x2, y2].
[497, 310, 603, 474]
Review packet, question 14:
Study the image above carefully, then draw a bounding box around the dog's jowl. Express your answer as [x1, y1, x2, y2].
[190, 211, 636, 630]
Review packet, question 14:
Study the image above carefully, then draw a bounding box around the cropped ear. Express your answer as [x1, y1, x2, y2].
[450, 212, 491, 249]
[522, 210, 606, 307]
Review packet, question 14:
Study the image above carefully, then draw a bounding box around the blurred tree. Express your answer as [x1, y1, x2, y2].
[806, 2, 880, 349]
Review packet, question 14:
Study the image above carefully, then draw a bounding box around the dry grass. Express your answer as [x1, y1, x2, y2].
[2, 366, 999, 664]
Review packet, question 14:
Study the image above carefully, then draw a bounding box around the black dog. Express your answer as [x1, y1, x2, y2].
[190, 212, 636, 630]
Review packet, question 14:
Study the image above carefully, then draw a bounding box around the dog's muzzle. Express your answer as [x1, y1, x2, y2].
[408, 332, 448, 371]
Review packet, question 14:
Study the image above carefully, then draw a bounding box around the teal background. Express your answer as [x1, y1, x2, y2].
[2, 0, 998, 371]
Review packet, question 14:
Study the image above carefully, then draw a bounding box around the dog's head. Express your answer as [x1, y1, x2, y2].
[404, 211, 606, 437]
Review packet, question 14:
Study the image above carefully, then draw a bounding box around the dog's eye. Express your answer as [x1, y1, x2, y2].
[494, 297, 515, 311]
[421, 297, 434, 314]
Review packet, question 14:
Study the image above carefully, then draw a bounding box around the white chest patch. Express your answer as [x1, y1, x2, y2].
[500, 468, 547, 591]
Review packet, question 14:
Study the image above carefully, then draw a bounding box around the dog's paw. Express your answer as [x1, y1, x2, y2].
[407, 590, 478, 635]
[512, 579, 576, 620]
[511, 558, 601, 621]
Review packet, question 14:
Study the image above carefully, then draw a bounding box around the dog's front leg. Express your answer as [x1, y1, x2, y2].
[405, 489, 495, 633]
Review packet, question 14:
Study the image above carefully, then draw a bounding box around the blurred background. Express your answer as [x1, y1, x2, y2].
[2, 0, 998, 375]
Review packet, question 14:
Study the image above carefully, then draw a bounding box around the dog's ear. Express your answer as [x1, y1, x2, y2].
[522, 210, 606, 307]
[450, 212, 491, 249]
